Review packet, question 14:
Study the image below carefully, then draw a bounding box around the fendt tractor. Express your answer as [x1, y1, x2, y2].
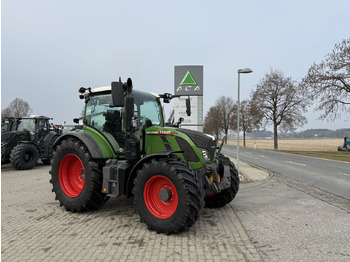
[2, 116, 59, 169]
[50, 78, 239, 234]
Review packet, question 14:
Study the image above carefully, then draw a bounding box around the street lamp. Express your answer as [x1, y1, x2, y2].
[237, 68, 253, 173]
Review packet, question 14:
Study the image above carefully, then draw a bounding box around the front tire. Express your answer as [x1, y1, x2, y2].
[133, 157, 204, 234]
[50, 138, 108, 212]
[10, 143, 39, 170]
[205, 155, 239, 208]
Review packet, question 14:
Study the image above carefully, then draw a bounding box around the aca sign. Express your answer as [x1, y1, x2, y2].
[174, 65, 204, 131]
[174, 66, 203, 96]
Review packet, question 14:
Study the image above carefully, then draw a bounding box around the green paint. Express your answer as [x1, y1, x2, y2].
[83, 126, 116, 159]
[144, 126, 206, 170]
[180, 71, 197, 85]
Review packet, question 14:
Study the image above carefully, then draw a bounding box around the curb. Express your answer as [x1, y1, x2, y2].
[228, 156, 271, 183]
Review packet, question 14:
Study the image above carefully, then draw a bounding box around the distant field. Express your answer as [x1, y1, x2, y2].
[227, 138, 350, 162]
[227, 138, 343, 151]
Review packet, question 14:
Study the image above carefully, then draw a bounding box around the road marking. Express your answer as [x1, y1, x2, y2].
[338, 172, 350, 177]
[259, 155, 269, 158]
[284, 161, 306, 167]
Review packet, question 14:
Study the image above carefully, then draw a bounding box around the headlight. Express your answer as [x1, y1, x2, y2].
[201, 150, 210, 161]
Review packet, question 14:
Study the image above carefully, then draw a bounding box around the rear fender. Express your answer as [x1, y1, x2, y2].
[54, 131, 108, 159]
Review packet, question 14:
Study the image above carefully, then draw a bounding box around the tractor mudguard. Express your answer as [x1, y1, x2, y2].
[126, 151, 177, 197]
[40, 132, 59, 156]
[54, 132, 105, 159]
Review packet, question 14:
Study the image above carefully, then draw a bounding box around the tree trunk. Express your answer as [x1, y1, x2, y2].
[274, 124, 278, 150]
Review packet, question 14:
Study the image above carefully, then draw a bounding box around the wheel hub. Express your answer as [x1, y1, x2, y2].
[159, 187, 172, 202]
[80, 168, 85, 180]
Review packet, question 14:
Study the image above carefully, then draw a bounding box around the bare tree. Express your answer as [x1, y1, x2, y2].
[2, 98, 32, 117]
[302, 38, 350, 120]
[216, 96, 235, 143]
[203, 106, 221, 140]
[231, 100, 262, 147]
[251, 69, 308, 150]
[203, 96, 235, 143]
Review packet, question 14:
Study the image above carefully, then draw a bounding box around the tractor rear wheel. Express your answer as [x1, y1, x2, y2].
[205, 155, 239, 208]
[50, 138, 108, 212]
[42, 135, 58, 165]
[133, 156, 204, 234]
[10, 143, 39, 170]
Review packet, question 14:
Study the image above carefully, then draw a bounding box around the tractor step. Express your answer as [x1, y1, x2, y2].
[102, 159, 131, 196]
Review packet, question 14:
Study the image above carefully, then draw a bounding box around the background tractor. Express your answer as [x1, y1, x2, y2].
[2, 117, 16, 133]
[50, 78, 239, 234]
[338, 136, 350, 151]
[1, 116, 59, 169]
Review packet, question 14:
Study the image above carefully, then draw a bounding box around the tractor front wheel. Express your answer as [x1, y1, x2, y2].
[133, 157, 204, 234]
[10, 143, 39, 170]
[205, 155, 239, 208]
[50, 138, 108, 212]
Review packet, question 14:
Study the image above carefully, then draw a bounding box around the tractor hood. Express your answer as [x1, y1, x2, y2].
[176, 128, 217, 161]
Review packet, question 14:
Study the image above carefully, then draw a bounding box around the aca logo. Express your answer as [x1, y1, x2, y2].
[176, 70, 201, 93]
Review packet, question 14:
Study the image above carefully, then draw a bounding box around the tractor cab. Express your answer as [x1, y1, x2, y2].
[1, 117, 16, 133]
[15, 117, 51, 142]
[83, 88, 164, 153]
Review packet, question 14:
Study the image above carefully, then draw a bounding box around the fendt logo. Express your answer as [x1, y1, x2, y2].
[176, 70, 201, 93]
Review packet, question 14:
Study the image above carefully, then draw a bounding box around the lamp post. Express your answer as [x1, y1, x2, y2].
[237, 68, 253, 173]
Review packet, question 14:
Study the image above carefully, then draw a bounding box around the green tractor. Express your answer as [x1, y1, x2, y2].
[1, 116, 59, 169]
[338, 136, 350, 151]
[50, 78, 239, 234]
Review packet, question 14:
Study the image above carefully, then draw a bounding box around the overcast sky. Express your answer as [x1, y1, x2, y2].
[2, 0, 350, 131]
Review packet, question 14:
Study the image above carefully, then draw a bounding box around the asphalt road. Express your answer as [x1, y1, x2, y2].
[222, 145, 350, 200]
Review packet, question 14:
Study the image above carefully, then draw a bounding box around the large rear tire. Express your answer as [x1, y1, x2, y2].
[205, 155, 239, 208]
[10, 143, 39, 170]
[133, 156, 204, 234]
[42, 135, 58, 165]
[50, 138, 108, 212]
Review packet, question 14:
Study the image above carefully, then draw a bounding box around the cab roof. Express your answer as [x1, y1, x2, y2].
[84, 86, 159, 98]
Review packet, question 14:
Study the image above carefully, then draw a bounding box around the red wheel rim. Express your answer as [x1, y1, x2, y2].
[144, 175, 178, 219]
[59, 154, 85, 197]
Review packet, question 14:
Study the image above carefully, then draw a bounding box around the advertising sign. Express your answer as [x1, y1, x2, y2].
[174, 66, 203, 131]
[174, 66, 203, 96]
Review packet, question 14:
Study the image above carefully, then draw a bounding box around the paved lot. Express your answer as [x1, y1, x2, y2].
[1, 163, 263, 262]
[2, 161, 350, 262]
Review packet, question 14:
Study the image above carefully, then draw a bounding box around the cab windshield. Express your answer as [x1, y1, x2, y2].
[16, 119, 35, 132]
[85, 91, 164, 129]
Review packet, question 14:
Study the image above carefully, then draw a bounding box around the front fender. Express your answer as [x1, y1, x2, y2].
[126, 151, 176, 197]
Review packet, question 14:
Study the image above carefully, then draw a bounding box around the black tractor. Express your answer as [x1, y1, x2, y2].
[1, 117, 16, 133]
[1, 116, 59, 169]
